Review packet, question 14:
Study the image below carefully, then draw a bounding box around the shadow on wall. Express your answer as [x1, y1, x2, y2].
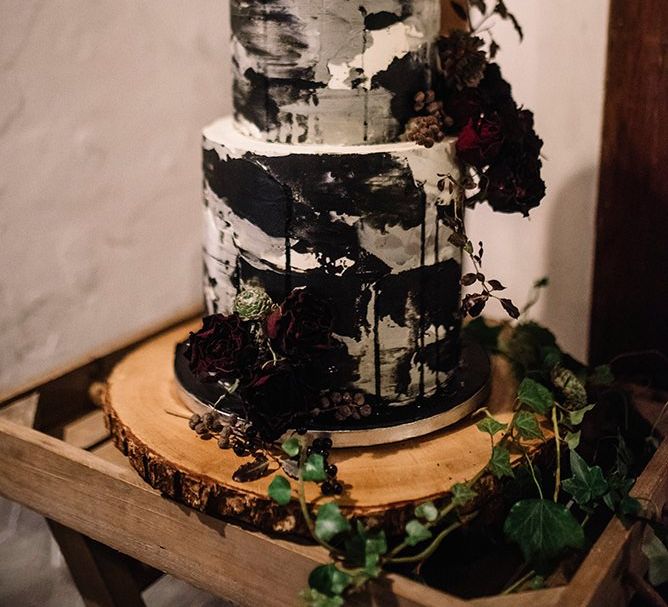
[542, 166, 598, 363]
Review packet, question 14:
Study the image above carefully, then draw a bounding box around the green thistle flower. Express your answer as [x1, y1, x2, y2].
[551, 365, 588, 410]
[233, 286, 274, 321]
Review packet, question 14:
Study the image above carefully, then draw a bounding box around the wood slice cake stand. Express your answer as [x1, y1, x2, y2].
[104, 321, 549, 536]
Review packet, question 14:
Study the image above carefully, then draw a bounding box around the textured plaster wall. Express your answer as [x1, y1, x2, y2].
[0, 0, 609, 396]
[466, 0, 610, 361]
[0, 1, 230, 396]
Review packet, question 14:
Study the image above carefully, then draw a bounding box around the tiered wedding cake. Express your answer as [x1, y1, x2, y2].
[201, 0, 463, 407]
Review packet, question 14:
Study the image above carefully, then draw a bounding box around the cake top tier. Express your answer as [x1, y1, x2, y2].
[231, 0, 441, 146]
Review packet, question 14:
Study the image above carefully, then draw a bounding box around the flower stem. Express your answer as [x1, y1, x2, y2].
[552, 405, 561, 502]
[297, 440, 338, 554]
[386, 520, 463, 565]
[501, 569, 536, 595]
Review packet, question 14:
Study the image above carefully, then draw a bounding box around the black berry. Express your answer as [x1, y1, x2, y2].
[326, 464, 338, 478]
[321, 481, 334, 496]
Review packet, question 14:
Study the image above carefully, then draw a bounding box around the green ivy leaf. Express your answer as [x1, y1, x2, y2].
[565, 430, 581, 450]
[268, 475, 292, 506]
[315, 503, 351, 543]
[642, 529, 668, 587]
[568, 404, 596, 427]
[343, 521, 387, 577]
[562, 450, 608, 507]
[489, 445, 514, 479]
[462, 317, 502, 352]
[590, 364, 614, 386]
[363, 528, 387, 576]
[451, 483, 478, 507]
[308, 564, 352, 598]
[405, 519, 432, 546]
[477, 415, 508, 436]
[503, 499, 585, 565]
[415, 502, 438, 522]
[303, 453, 327, 482]
[514, 410, 544, 440]
[300, 588, 344, 607]
[518, 378, 554, 414]
[281, 437, 301, 457]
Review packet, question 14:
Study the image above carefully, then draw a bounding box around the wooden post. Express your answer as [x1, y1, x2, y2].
[589, 0, 668, 366]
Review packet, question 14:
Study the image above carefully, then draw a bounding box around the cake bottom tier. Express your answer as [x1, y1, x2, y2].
[202, 117, 463, 404]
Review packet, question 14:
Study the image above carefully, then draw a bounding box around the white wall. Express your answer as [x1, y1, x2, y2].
[0, 1, 230, 397]
[466, 0, 610, 361]
[0, 0, 609, 397]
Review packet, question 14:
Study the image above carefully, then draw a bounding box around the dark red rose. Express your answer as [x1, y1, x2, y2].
[244, 362, 313, 441]
[478, 63, 514, 110]
[185, 314, 256, 382]
[485, 157, 546, 216]
[444, 87, 483, 131]
[265, 288, 334, 357]
[456, 115, 504, 169]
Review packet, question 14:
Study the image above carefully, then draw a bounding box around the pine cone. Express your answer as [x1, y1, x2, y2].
[438, 31, 487, 91]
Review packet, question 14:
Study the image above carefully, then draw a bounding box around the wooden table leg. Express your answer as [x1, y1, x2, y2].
[47, 520, 147, 607]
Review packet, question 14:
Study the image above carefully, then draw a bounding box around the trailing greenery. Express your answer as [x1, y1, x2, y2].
[262, 310, 665, 605]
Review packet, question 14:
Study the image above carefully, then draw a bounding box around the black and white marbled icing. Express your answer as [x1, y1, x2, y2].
[202, 118, 463, 403]
[231, 0, 441, 145]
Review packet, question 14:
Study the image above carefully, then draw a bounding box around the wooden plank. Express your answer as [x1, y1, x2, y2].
[589, 0, 668, 366]
[47, 519, 146, 607]
[558, 439, 668, 606]
[0, 417, 469, 607]
[62, 410, 109, 450]
[91, 440, 136, 470]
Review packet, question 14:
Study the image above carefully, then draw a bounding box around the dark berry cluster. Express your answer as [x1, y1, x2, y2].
[309, 438, 343, 496]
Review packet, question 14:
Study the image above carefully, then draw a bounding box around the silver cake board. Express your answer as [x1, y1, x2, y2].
[173, 340, 491, 448]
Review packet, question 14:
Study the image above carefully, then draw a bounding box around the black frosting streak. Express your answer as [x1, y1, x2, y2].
[373, 284, 381, 399]
[434, 212, 440, 385]
[262, 153, 424, 232]
[283, 184, 293, 296]
[364, 11, 402, 30]
[204, 153, 288, 239]
[418, 190, 427, 398]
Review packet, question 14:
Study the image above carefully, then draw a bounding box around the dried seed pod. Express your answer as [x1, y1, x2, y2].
[342, 392, 352, 404]
[339, 405, 352, 419]
[188, 414, 201, 430]
[218, 436, 231, 449]
[353, 393, 365, 406]
[320, 396, 331, 409]
[194, 422, 208, 435]
[330, 392, 342, 404]
[360, 404, 373, 417]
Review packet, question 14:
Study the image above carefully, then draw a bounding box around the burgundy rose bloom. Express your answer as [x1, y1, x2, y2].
[444, 87, 483, 131]
[244, 362, 313, 441]
[185, 314, 256, 382]
[265, 288, 334, 357]
[456, 115, 504, 169]
[485, 157, 546, 216]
